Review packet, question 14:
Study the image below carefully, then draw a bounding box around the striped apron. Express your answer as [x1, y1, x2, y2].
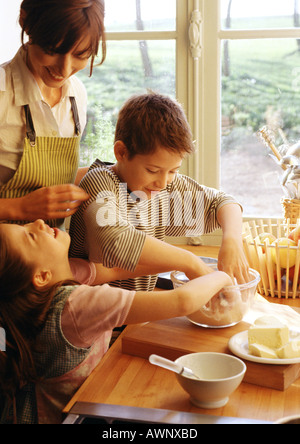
[0, 97, 81, 228]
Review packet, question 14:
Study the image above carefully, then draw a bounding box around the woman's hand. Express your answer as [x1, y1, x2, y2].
[10, 184, 89, 221]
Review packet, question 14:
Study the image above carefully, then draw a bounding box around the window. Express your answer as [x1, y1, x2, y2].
[200, 0, 300, 219]
[3, 1, 296, 228]
[77, 0, 179, 166]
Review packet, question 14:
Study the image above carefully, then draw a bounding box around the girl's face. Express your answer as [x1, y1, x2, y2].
[26, 35, 92, 89]
[0, 220, 70, 283]
[114, 144, 183, 200]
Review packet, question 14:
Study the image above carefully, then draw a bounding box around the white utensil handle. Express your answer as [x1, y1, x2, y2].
[149, 354, 182, 374]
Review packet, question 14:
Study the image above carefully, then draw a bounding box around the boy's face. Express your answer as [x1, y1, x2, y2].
[116, 145, 183, 200]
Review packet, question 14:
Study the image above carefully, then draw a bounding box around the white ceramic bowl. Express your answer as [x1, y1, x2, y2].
[171, 260, 260, 328]
[175, 352, 247, 409]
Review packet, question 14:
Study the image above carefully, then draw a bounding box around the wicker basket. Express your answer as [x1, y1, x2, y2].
[243, 219, 300, 299]
[281, 198, 300, 225]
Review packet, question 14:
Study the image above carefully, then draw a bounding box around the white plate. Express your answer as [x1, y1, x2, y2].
[228, 330, 300, 365]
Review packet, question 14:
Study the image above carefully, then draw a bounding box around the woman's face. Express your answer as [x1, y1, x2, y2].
[26, 35, 92, 89]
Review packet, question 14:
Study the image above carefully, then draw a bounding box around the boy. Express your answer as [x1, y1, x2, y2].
[69, 93, 249, 291]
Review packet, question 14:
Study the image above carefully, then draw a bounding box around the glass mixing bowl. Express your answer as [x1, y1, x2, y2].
[171, 260, 260, 328]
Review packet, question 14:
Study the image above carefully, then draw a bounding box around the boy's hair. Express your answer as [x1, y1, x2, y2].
[20, 0, 106, 75]
[115, 93, 195, 159]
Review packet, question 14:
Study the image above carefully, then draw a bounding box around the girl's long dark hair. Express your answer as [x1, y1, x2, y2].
[0, 227, 74, 421]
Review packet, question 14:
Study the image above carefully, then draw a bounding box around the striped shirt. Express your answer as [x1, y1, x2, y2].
[69, 160, 239, 291]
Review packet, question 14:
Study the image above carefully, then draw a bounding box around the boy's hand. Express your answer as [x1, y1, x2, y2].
[218, 237, 249, 284]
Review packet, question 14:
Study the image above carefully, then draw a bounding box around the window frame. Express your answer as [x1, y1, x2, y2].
[196, 0, 300, 244]
[104, 0, 190, 170]
[5, 1, 296, 244]
[200, 0, 300, 190]
[103, 0, 223, 245]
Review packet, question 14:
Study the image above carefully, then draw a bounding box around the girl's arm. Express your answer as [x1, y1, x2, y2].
[124, 270, 232, 325]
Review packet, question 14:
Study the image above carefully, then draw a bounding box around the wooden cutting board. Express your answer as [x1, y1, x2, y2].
[122, 317, 300, 391]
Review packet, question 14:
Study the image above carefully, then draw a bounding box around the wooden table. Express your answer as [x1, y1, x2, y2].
[63, 245, 300, 424]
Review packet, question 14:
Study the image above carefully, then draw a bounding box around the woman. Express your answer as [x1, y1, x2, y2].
[0, 0, 106, 227]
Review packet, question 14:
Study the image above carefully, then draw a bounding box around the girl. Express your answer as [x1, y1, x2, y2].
[0, 0, 106, 227]
[0, 219, 231, 424]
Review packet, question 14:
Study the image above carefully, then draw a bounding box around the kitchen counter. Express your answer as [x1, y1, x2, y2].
[63, 245, 300, 424]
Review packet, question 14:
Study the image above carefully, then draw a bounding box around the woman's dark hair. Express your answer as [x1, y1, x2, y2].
[20, 0, 106, 75]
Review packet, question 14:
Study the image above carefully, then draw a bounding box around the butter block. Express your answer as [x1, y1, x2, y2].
[249, 343, 278, 359]
[276, 341, 300, 359]
[248, 316, 299, 360]
[248, 325, 289, 349]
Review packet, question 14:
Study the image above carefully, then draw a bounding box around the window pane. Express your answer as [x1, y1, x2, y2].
[77, 40, 176, 165]
[221, 39, 300, 217]
[221, 0, 297, 30]
[105, 0, 176, 32]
